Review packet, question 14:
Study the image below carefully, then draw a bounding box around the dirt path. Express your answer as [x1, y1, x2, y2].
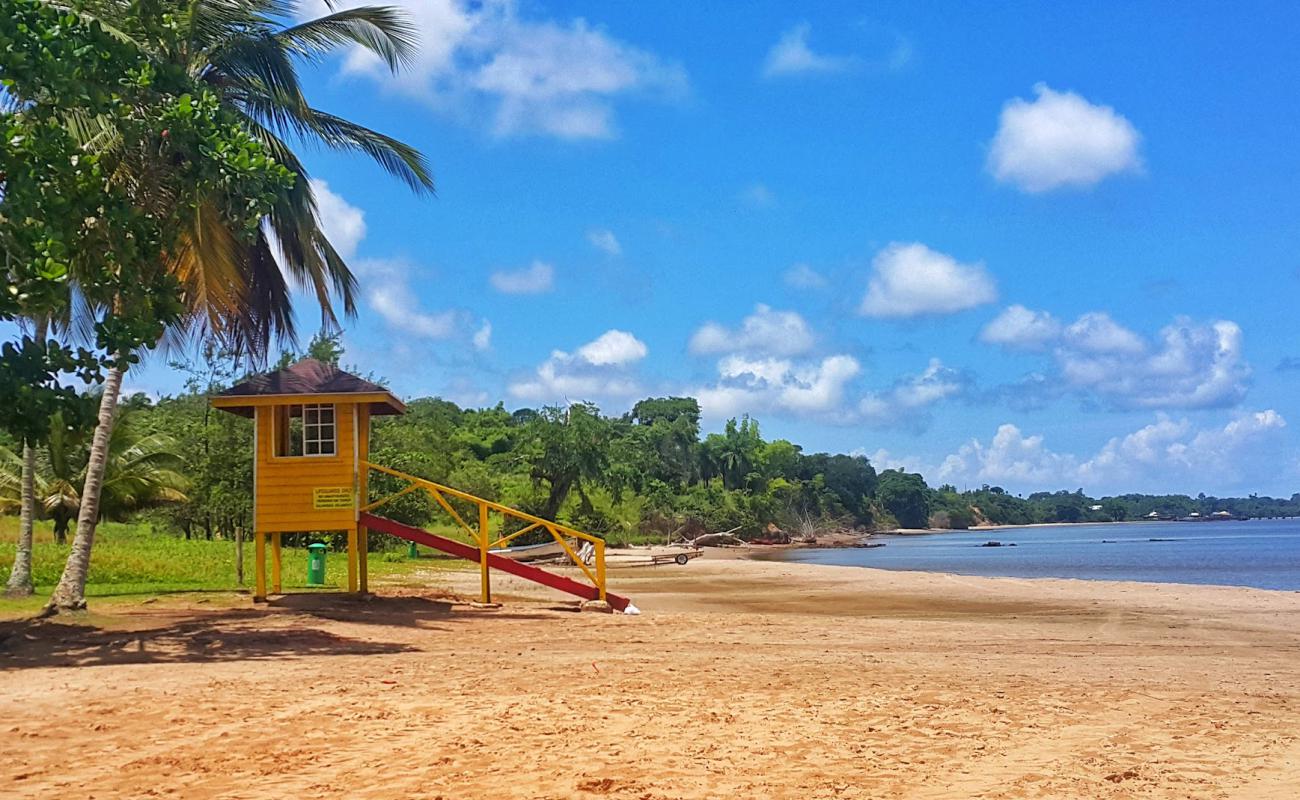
[2, 557, 1299, 799]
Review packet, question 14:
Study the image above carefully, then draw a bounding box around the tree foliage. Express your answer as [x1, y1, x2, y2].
[0, 410, 188, 542]
[0, 0, 292, 443]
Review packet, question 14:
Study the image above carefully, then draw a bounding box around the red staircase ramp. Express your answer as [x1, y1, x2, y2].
[360, 512, 631, 612]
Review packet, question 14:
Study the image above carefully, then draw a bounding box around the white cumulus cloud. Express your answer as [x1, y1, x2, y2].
[689, 304, 816, 357]
[783, 263, 828, 290]
[980, 305, 1061, 351]
[939, 424, 1077, 487]
[859, 242, 997, 318]
[586, 228, 621, 256]
[490, 260, 554, 294]
[694, 354, 862, 421]
[299, 0, 686, 140]
[472, 320, 492, 351]
[509, 329, 646, 403]
[937, 411, 1288, 495]
[1062, 312, 1146, 355]
[762, 22, 855, 77]
[858, 358, 968, 428]
[1057, 317, 1248, 410]
[982, 308, 1250, 411]
[988, 83, 1143, 193]
[576, 329, 647, 366]
[291, 183, 483, 348]
[361, 258, 475, 340]
[309, 179, 367, 260]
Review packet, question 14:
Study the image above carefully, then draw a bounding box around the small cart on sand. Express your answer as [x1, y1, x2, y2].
[648, 549, 703, 567]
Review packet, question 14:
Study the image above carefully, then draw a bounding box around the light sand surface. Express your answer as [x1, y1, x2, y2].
[3, 554, 1299, 799]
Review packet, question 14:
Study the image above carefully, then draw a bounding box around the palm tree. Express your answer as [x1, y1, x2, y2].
[45, 0, 434, 611]
[0, 411, 189, 548]
[5, 315, 48, 596]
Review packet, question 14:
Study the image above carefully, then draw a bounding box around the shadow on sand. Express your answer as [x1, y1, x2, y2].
[0, 592, 556, 670]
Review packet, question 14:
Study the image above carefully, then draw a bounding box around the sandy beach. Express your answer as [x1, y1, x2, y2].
[3, 552, 1299, 799]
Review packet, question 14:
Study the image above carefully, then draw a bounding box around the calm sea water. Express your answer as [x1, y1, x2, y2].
[774, 518, 1300, 591]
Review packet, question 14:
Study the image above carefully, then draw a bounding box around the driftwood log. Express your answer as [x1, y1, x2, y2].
[684, 527, 744, 547]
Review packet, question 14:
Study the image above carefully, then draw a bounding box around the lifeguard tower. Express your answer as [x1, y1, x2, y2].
[212, 359, 632, 611]
[211, 358, 403, 600]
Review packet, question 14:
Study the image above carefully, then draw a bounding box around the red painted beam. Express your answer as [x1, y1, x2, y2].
[360, 512, 631, 611]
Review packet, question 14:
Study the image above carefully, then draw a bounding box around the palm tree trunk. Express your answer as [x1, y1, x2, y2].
[44, 363, 124, 613]
[7, 317, 48, 598]
[5, 441, 38, 597]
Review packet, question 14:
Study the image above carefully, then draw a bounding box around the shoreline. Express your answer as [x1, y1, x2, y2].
[885, 518, 1201, 535]
[742, 547, 1300, 595]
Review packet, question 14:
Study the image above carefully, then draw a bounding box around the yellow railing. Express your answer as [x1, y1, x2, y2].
[362, 461, 607, 604]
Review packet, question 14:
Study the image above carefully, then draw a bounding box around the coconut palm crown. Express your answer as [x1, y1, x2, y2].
[71, 0, 435, 359]
[0, 411, 189, 543]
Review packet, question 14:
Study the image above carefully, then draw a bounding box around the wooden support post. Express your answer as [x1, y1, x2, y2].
[254, 532, 267, 602]
[479, 501, 491, 604]
[347, 526, 359, 594]
[595, 539, 606, 601]
[358, 525, 369, 595]
[271, 532, 282, 594]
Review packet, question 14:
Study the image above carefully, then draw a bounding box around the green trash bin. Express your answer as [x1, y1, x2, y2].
[407, 541, 419, 559]
[307, 542, 328, 586]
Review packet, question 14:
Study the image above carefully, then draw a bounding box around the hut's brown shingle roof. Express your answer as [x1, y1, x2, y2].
[214, 358, 404, 417]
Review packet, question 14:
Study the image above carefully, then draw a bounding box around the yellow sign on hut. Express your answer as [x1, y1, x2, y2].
[210, 358, 406, 601]
[313, 487, 353, 510]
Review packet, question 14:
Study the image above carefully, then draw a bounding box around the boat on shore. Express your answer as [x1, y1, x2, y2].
[495, 540, 568, 562]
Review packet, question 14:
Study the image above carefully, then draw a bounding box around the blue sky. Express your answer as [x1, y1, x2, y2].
[116, 1, 1300, 495]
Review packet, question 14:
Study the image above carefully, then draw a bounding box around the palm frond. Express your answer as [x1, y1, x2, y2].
[42, 481, 80, 515]
[0, 445, 22, 512]
[234, 90, 434, 193]
[205, 31, 310, 114]
[62, 109, 123, 155]
[167, 198, 253, 351]
[276, 6, 420, 72]
[302, 107, 434, 193]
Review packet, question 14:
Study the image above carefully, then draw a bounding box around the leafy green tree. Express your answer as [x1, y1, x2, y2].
[876, 469, 931, 529]
[1101, 499, 1127, 522]
[628, 397, 702, 487]
[35, 0, 433, 612]
[760, 440, 802, 481]
[1, 0, 191, 443]
[702, 416, 764, 490]
[522, 404, 612, 521]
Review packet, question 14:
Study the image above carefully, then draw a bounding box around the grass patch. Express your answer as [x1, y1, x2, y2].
[0, 516, 468, 619]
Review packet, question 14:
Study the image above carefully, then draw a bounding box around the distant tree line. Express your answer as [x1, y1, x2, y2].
[5, 340, 1299, 547]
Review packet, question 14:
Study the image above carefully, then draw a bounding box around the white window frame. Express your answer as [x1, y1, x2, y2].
[276, 403, 337, 458]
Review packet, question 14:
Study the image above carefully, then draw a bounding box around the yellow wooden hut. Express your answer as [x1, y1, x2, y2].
[211, 358, 405, 600]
